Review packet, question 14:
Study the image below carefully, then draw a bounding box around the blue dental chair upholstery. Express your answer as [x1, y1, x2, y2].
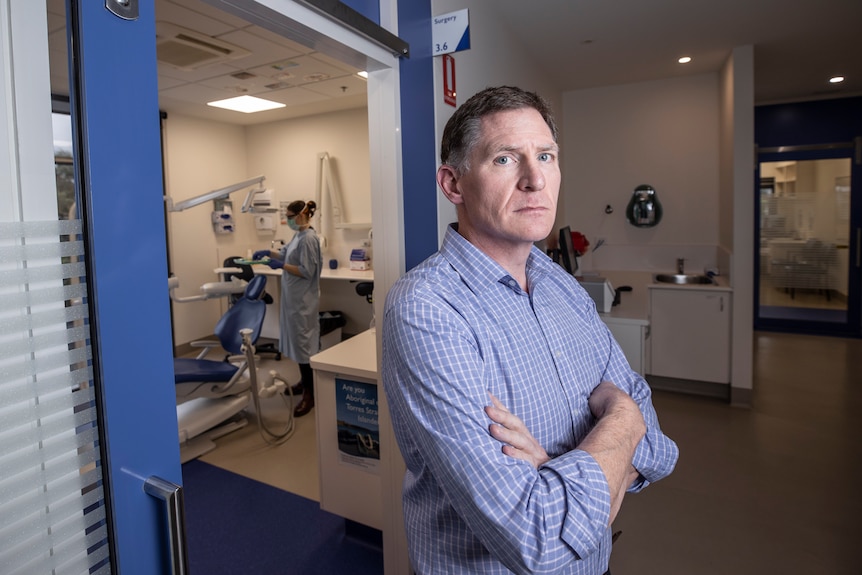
[221, 256, 280, 360]
[175, 274, 268, 462]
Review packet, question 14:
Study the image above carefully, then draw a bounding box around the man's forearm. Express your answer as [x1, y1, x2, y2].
[579, 384, 646, 524]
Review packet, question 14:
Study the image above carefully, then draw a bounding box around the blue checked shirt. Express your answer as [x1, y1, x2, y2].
[382, 226, 679, 575]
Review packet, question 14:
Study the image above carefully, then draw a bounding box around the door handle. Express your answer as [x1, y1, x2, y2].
[144, 476, 189, 575]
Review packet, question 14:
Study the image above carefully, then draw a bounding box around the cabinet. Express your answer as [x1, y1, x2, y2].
[310, 329, 382, 530]
[649, 288, 731, 384]
[604, 320, 649, 376]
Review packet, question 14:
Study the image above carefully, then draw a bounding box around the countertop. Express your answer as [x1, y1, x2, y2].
[252, 265, 374, 281]
[579, 270, 732, 326]
[309, 327, 377, 381]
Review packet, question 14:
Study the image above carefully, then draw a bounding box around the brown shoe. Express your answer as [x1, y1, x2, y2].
[294, 396, 314, 417]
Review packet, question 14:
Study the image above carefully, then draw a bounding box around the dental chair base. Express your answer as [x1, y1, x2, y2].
[178, 395, 250, 463]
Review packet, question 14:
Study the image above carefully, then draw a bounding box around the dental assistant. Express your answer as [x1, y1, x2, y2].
[254, 199, 321, 417]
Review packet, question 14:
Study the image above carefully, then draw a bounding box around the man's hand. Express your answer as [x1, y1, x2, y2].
[485, 393, 550, 469]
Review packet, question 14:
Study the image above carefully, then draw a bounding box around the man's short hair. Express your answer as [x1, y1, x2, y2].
[440, 86, 558, 174]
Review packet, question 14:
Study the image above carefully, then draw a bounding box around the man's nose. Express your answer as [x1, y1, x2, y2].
[518, 158, 546, 191]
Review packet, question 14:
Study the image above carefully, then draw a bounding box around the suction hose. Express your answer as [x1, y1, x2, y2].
[240, 329, 296, 445]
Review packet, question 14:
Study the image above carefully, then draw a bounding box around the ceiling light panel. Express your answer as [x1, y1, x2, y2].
[159, 81, 248, 104]
[207, 95, 285, 113]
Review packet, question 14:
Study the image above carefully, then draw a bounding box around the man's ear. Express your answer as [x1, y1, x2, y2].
[437, 165, 464, 205]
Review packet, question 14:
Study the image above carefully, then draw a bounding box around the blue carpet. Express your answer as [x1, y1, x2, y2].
[182, 459, 383, 575]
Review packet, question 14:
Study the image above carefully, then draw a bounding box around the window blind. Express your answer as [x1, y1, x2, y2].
[0, 220, 111, 574]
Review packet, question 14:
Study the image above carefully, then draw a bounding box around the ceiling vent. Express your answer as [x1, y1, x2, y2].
[156, 22, 250, 70]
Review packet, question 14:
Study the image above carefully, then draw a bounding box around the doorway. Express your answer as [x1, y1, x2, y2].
[755, 147, 860, 336]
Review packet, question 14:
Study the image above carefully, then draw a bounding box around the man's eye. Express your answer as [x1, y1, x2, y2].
[494, 156, 511, 165]
[538, 152, 554, 162]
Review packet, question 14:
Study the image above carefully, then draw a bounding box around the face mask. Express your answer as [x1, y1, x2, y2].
[287, 218, 300, 231]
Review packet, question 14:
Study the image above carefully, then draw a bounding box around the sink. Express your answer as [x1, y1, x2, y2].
[654, 273, 715, 285]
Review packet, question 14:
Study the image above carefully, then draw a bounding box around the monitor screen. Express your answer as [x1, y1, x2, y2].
[558, 225, 577, 275]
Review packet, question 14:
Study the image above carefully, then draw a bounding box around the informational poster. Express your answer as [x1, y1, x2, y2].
[334, 378, 380, 473]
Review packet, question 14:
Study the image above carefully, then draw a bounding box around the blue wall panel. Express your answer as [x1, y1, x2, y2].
[398, 0, 438, 270]
[756, 96, 862, 147]
[341, 0, 380, 24]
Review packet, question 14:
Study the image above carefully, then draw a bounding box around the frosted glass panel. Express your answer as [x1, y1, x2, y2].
[758, 158, 851, 323]
[0, 219, 111, 574]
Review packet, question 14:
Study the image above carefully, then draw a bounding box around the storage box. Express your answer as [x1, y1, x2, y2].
[578, 277, 615, 313]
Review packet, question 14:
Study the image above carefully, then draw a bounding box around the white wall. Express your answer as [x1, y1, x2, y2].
[563, 73, 721, 274]
[245, 108, 373, 263]
[725, 45, 755, 399]
[431, 1, 564, 246]
[246, 108, 374, 335]
[164, 107, 373, 346]
[163, 114, 249, 347]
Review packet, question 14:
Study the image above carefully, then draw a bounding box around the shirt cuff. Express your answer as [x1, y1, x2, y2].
[545, 449, 611, 560]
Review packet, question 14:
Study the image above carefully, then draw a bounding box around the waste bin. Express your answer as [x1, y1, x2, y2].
[319, 311, 346, 351]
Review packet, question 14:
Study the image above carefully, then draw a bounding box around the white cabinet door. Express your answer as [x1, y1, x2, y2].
[650, 289, 731, 383]
[605, 321, 647, 376]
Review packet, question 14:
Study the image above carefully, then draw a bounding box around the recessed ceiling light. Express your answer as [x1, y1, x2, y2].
[829, 76, 845, 84]
[207, 95, 285, 113]
[678, 56, 692, 64]
[357, 71, 368, 79]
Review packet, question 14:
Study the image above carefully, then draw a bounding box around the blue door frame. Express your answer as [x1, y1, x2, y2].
[755, 97, 862, 337]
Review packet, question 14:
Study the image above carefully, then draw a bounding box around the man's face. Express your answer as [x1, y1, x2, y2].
[439, 107, 560, 258]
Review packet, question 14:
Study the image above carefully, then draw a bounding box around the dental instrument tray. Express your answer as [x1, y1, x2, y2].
[233, 257, 270, 265]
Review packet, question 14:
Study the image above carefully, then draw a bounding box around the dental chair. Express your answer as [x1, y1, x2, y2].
[174, 275, 295, 463]
[174, 275, 266, 462]
[222, 256, 281, 360]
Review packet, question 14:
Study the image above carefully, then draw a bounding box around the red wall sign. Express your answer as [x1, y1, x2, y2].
[443, 54, 456, 107]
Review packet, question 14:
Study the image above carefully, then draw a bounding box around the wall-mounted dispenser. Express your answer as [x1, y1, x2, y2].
[625, 184, 663, 228]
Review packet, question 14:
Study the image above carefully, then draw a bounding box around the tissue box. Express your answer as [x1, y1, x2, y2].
[578, 277, 615, 313]
[349, 260, 371, 270]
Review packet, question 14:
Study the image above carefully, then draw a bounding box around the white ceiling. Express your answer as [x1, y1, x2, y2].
[492, 0, 862, 105]
[47, 0, 862, 126]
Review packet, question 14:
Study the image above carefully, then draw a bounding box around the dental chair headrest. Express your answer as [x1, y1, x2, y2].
[245, 275, 267, 301]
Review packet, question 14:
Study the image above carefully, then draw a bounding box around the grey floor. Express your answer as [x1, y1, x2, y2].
[610, 331, 862, 574]
[198, 331, 862, 574]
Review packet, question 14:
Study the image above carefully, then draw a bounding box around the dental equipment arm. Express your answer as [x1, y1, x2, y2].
[165, 175, 265, 213]
[168, 274, 247, 304]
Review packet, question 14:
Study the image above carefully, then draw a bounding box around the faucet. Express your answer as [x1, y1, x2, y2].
[676, 258, 685, 274]
[271, 239, 285, 249]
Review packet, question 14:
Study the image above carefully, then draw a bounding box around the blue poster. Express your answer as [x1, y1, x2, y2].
[335, 378, 380, 473]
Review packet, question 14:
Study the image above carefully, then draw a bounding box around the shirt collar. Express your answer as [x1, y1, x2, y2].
[439, 224, 556, 295]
